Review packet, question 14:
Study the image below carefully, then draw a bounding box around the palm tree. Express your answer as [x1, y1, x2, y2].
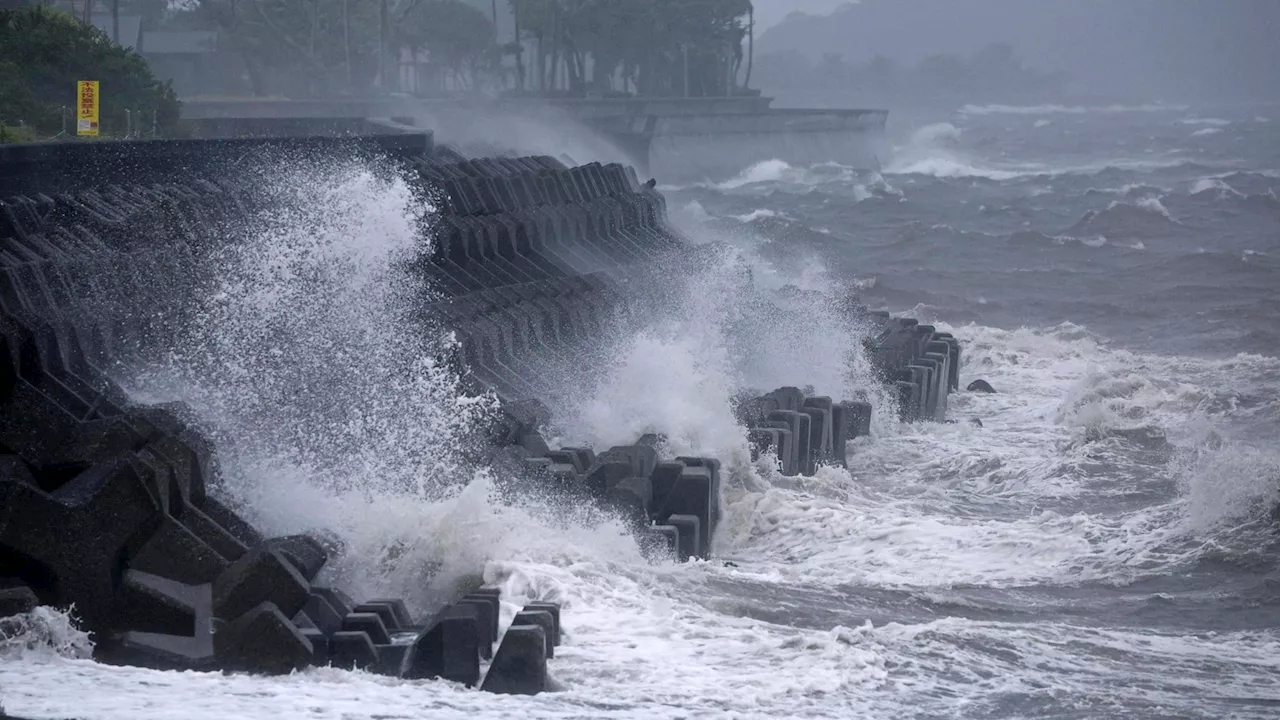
[506, 0, 751, 97]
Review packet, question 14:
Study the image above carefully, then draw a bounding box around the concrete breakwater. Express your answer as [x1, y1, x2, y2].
[179, 95, 889, 182]
[0, 133, 959, 692]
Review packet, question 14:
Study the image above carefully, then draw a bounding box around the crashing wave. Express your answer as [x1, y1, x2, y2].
[1177, 442, 1280, 534]
[1189, 177, 1244, 198]
[885, 123, 1024, 180]
[1067, 196, 1182, 238]
[0, 607, 94, 661]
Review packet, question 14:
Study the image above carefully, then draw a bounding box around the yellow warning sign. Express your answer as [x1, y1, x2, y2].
[77, 81, 99, 137]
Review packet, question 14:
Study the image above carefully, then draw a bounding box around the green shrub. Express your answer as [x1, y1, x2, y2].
[0, 6, 180, 137]
[0, 125, 41, 143]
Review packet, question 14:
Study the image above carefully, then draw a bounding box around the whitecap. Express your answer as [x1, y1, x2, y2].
[1178, 117, 1231, 127]
[959, 103, 1188, 116]
[1189, 177, 1243, 198]
[716, 158, 795, 189]
[733, 208, 784, 223]
[675, 199, 713, 223]
[1177, 442, 1280, 534]
[1129, 196, 1178, 222]
[885, 123, 1022, 180]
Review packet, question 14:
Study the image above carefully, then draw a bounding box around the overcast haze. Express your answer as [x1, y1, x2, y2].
[750, 0, 851, 30]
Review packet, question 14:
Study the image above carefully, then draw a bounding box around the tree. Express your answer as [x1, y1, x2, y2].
[194, 0, 384, 96]
[121, 0, 171, 30]
[399, 0, 498, 91]
[508, 0, 752, 97]
[192, 0, 497, 96]
[0, 6, 180, 138]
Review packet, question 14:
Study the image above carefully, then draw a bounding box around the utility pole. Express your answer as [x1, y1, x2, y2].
[683, 44, 689, 98]
[376, 0, 386, 90]
[514, 0, 525, 91]
[745, 6, 754, 90]
[490, 0, 499, 89]
[538, 0, 548, 92]
[343, 0, 352, 88]
[549, 1, 557, 91]
[726, 48, 732, 97]
[111, 0, 119, 44]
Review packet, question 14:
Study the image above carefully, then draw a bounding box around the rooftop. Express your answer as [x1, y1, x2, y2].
[141, 30, 218, 55]
[87, 12, 141, 48]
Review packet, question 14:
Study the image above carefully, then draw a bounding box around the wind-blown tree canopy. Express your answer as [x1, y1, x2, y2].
[399, 0, 500, 91]
[141, 0, 748, 98]
[194, 0, 385, 96]
[0, 6, 180, 137]
[191, 0, 497, 96]
[508, 0, 753, 97]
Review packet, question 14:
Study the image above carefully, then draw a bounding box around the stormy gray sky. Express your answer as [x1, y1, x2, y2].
[753, 0, 1280, 103]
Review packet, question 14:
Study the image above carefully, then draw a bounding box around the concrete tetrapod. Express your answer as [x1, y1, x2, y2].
[481, 625, 548, 696]
[2, 135, 960, 694]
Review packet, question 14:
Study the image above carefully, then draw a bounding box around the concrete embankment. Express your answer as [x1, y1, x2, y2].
[177, 95, 889, 181]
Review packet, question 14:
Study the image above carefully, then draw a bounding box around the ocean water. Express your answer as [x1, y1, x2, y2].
[3, 104, 1280, 720]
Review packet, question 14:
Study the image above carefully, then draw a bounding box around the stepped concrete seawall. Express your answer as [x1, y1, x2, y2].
[0, 132, 957, 691]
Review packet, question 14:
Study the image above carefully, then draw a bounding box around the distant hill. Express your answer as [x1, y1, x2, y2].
[755, 0, 1280, 104]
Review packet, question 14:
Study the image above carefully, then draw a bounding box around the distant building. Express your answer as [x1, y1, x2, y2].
[89, 13, 221, 96]
[139, 31, 223, 96]
[88, 12, 141, 47]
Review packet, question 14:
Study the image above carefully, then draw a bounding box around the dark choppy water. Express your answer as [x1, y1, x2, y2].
[3, 104, 1278, 720]
[660, 103, 1280, 718]
[676, 105, 1280, 357]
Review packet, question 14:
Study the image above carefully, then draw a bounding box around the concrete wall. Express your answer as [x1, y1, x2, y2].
[179, 96, 778, 122]
[0, 131, 432, 197]
[646, 109, 888, 136]
[648, 127, 887, 184]
[181, 116, 422, 139]
[172, 96, 888, 181]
